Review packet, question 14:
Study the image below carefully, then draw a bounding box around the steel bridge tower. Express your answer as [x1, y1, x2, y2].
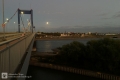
[18, 8, 33, 33]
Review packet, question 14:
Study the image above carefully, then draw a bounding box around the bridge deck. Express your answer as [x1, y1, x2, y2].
[0, 33, 31, 50]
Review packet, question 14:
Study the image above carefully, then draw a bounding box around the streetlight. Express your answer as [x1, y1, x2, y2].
[6, 18, 8, 21]
[21, 12, 24, 14]
[14, 22, 15, 32]
[2, 0, 6, 40]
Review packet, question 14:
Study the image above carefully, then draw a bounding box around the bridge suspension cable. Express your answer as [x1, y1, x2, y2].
[5, 10, 18, 23]
[20, 14, 31, 32]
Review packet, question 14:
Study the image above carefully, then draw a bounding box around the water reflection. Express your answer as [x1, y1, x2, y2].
[44, 41, 52, 52]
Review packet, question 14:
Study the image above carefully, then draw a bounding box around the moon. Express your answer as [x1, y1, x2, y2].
[46, 22, 49, 24]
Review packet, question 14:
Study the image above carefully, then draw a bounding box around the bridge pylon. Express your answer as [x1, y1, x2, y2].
[18, 8, 33, 33]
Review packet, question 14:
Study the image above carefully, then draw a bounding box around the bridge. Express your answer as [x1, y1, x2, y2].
[0, 8, 36, 80]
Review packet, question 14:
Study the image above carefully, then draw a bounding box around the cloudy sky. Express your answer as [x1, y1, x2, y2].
[0, 0, 120, 33]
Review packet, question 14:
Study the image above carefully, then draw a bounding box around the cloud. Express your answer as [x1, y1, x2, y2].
[101, 11, 120, 19]
[38, 11, 64, 15]
[98, 13, 108, 16]
[97, 13, 111, 20]
[112, 11, 120, 18]
[102, 17, 110, 20]
[113, 14, 120, 18]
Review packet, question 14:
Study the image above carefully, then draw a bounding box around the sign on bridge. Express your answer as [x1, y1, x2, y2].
[2, 24, 5, 28]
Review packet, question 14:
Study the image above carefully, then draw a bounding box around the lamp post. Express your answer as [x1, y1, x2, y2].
[4, 21, 7, 32]
[2, 0, 6, 40]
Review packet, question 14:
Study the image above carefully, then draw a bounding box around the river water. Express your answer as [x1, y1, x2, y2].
[36, 38, 99, 52]
[26, 38, 106, 80]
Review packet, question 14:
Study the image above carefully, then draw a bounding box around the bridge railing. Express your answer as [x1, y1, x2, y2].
[30, 62, 120, 80]
[0, 33, 35, 80]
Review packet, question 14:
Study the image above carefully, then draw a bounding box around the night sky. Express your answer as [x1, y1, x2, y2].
[0, 0, 120, 33]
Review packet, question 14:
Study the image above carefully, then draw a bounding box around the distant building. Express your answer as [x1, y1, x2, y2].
[61, 33, 70, 36]
[88, 32, 91, 35]
[81, 34, 84, 37]
[37, 32, 41, 35]
[105, 34, 117, 36]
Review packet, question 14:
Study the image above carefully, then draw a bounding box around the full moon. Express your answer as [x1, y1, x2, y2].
[46, 22, 49, 24]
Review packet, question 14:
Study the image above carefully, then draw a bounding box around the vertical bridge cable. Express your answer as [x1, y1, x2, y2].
[20, 16, 25, 32]
[26, 15, 31, 32]
[20, 16, 24, 28]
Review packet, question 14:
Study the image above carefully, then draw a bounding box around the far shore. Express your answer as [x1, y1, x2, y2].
[35, 36, 120, 40]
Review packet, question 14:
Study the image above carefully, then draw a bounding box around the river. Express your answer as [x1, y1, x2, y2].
[35, 38, 100, 52]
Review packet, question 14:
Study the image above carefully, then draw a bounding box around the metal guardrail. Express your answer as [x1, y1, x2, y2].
[0, 33, 22, 38]
[0, 33, 23, 42]
[0, 33, 35, 80]
[0, 33, 31, 46]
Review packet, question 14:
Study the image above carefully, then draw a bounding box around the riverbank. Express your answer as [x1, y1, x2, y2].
[29, 58, 120, 80]
[35, 36, 120, 40]
[35, 36, 101, 40]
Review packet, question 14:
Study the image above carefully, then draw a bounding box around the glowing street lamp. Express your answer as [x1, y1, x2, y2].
[2, 0, 6, 40]
[21, 12, 24, 14]
[6, 18, 8, 21]
[5, 18, 9, 32]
